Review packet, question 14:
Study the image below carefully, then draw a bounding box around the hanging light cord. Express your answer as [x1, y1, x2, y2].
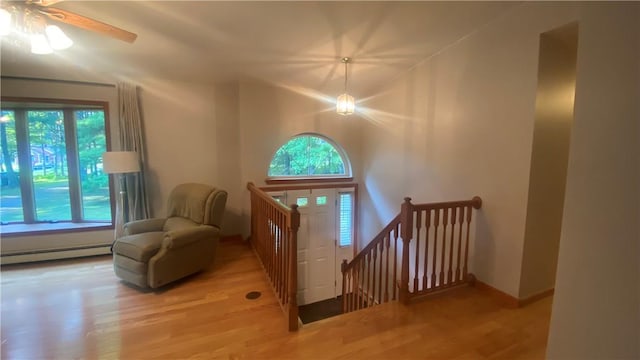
[343, 57, 350, 93]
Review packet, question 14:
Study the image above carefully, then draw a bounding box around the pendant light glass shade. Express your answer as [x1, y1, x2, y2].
[336, 57, 355, 115]
[0, 7, 74, 54]
[30, 34, 53, 54]
[45, 25, 73, 50]
[336, 93, 355, 115]
[0, 8, 11, 36]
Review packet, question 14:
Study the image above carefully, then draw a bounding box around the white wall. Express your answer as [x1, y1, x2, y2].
[519, 24, 577, 299]
[359, 3, 581, 297]
[547, 4, 640, 359]
[138, 79, 243, 235]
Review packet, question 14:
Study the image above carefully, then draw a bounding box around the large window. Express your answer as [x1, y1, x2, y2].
[0, 98, 112, 230]
[268, 133, 351, 179]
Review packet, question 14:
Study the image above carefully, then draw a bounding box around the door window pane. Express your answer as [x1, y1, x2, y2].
[316, 196, 327, 206]
[296, 197, 308, 207]
[76, 110, 110, 221]
[0, 110, 23, 223]
[28, 110, 71, 221]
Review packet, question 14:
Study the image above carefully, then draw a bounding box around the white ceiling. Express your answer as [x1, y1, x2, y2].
[1, 1, 517, 97]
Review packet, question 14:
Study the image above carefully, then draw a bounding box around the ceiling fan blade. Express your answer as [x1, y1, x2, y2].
[40, 8, 138, 43]
[28, 0, 66, 6]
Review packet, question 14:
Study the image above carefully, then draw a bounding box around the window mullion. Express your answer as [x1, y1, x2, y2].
[14, 109, 36, 223]
[63, 109, 83, 222]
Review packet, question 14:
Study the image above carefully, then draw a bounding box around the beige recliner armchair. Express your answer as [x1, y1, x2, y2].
[112, 183, 227, 289]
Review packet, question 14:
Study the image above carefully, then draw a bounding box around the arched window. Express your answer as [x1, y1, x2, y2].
[268, 133, 351, 179]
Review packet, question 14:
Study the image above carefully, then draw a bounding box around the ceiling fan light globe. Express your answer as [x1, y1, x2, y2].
[0, 8, 11, 36]
[45, 25, 73, 50]
[336, 93, 355, 115]
[30, 34, 53, 55]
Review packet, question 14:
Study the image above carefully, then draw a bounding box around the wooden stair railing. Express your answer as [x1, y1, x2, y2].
[400, 196, 482, 302]
[341, 214, 401, 313]
[342, 196, 482, 313]
[247, 182, 300, 331]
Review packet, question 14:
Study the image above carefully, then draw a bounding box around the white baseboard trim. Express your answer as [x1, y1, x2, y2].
[1, 246, 111, 265]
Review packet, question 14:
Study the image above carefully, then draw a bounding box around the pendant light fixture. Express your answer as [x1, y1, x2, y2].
[336, 57, 355, 115]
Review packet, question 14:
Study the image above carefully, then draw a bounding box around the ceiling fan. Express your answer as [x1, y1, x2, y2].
[0, 0, 137, 45]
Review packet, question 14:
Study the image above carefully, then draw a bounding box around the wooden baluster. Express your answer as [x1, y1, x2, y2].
[464, 205, 472, 280]
[288, 204, 300, 332]
[365, 252, 371, 308]
[270, 203, 274, 281]
[348, 265, 353, 313]
[384, 234, 390, 302]
[440, 207, 448, 289]
[378, 240, 384, 303]
[423, 209, 431, 290]
[349, 267, 354, 312]
[341, 260, 348, 313]
[282, 221, 288, 305]
[263, 200, 268, 273]
[447, 206, 457, 286]
[432, 208, 440, 289]
[272, 208, 276, 296]
[272, 206, 276, 293]
[353, 261, 358, 311]
[258, 196, 261, 257]
[364, 254, 369, 309]
[400, 197, 414, 304]
[258, 198, 264, 261]
[456, 206, 464, 283]
[371, 247, 377, 306]
[414, 210, 421, 293]
[279, 211, 284, 298]
[284, 212, 287, 297]
[393, 224, 399, 300]
[282, 211, 287, 298]
[347, 268, 352, 312]
[360, 257, 366, 310]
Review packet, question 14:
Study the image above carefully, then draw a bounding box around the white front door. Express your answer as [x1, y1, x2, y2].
[290, 189, 336, 305]
[266, 188, 355, 306]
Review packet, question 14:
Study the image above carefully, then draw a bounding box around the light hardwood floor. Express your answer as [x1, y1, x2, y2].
[1, 240, 552, 359]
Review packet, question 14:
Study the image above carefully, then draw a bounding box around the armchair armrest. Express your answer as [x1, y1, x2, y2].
[162, 226, 220, 250]
[124, 218, 167, 235]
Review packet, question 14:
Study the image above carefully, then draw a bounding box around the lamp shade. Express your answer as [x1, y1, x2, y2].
[336, 93, 355, 115]
[102, 151, 140, 174]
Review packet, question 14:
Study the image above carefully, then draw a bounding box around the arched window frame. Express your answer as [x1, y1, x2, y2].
[266, 133, 353, 184]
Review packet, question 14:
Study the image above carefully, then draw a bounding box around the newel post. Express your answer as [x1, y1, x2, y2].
[399, 197, 414, 304]
[287, 204, 300, 331]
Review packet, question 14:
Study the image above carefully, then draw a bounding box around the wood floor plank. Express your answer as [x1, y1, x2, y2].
[1, 240, 552, 359]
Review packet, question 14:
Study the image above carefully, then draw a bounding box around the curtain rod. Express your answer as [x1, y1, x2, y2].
[1, 75, 116, 88]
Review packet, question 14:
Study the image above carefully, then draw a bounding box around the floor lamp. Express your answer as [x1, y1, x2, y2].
[103, 151, 141, 249]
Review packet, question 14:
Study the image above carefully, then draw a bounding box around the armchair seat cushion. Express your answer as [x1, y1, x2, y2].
[113, 231, 164, 262]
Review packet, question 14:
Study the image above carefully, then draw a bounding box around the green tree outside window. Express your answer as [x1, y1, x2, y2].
[268, 134, 349, 177]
